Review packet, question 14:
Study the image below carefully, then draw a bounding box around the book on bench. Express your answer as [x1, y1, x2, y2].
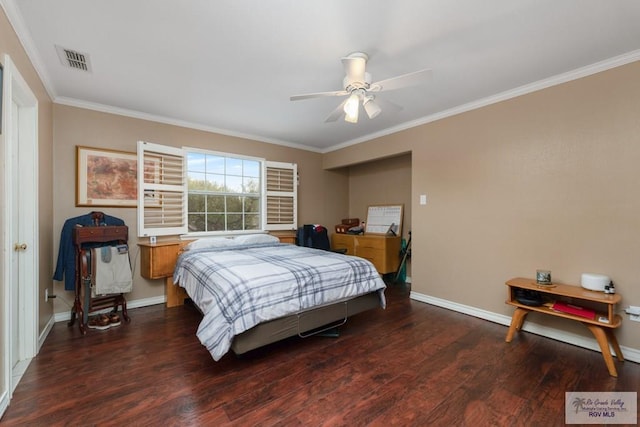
[551, 301, 596, 320]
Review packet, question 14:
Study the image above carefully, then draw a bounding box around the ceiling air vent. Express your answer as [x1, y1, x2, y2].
[55, 45, 92, 72]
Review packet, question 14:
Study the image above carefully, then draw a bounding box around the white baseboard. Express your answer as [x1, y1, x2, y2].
[0, 390, 9, 421]
[38, 315, 55, 351]
[410, 291, 640, 364]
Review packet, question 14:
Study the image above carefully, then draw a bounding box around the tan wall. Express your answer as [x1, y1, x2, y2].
[328, 60, 640, 351]
[347, 153, 411, 238]
[346, 154, 412, 275]
[51, 105, 348, 313]
[1, 8, 54, 389]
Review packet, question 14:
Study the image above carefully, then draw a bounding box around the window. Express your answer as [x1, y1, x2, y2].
[186, 150, 261, 233]
[137, 141, 296, 237]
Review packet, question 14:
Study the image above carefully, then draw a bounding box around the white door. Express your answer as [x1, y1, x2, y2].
[9, 96, 35, 389]
[1, 55, 38, 409]
[10, 99, 21, 378]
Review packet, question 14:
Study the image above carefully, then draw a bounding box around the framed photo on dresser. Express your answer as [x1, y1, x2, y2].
[365, 204, 403, 235]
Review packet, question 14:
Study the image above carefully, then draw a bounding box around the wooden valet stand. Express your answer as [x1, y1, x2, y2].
[68, 212, 131, 334]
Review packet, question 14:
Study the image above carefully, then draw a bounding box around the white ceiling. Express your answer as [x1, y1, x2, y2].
[3, 1, 640, 152]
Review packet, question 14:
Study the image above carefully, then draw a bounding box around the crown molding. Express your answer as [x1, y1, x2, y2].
[327, 49, 640, 153]
[54, 96, 322, 153]
[0, 0, 57, 100]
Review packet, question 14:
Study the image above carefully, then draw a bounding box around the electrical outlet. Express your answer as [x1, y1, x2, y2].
[150, 236, 157, 244]
[625, 306, 640, 315]
[45, 288, 49, 303]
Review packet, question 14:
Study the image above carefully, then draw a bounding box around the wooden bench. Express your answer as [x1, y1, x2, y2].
[505, 277, 623, 377]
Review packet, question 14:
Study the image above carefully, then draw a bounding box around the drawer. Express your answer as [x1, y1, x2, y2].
[354, 250, 384, 272]
[139, 242, 182, 279]
[278, 235, 296, 244]
[355, 247, 383, 260]
[331, 234, 352, 245]
[331, 234, 354, 254]
[74, 226, 127, 241]
[269, 231, 297, 244]
[355, 237, 386, 250]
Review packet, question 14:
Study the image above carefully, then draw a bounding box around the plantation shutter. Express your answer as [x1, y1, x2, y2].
[263, 161, 297, 231]
[137, 141, 188, 237]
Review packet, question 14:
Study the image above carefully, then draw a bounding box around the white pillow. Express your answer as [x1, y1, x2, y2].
[232, 234, 280, 245]
[184, 237, 234, 251]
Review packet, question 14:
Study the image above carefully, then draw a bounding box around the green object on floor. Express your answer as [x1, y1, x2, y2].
[394, 231, 411, 283]
[397, 238, 407, 283]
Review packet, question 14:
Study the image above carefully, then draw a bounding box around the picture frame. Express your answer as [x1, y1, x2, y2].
[76, 146, 138, 207]
[365, 204, 403, 235]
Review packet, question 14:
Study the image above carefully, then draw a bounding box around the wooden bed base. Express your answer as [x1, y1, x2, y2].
[166, 276, 190, 307]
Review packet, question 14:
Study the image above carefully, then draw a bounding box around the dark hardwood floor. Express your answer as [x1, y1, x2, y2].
[2, 283, 638, 426]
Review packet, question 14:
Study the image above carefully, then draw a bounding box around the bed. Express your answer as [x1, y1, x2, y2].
[172, 234, 386, 360]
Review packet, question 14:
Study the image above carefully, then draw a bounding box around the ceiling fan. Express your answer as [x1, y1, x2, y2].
[290, 52, 432, 124]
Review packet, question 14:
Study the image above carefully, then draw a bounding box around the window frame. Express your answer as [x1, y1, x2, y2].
[136, 141, 297, 238]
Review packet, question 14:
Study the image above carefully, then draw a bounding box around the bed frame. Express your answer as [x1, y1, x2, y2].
[140, 240, 383, 355]
[230, 291, 381, 354]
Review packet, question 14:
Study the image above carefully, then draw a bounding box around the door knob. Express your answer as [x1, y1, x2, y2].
[14, 243, 27, 251]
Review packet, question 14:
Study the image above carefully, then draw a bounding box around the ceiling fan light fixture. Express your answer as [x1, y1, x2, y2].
[290, 51, 432, 124]
[363, 97, 381, 119]
[343, 92, 360, 123]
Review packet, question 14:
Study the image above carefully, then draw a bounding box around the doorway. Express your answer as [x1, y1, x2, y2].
[1, 54, 39, 412]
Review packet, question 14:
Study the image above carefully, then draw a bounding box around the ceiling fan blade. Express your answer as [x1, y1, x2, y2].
[375, 96, 403, 114]
[325, 99, 348, 123]
[369, 68, 432, 92]
[341, 54, 367, 82]
[290, 90, 349, 101]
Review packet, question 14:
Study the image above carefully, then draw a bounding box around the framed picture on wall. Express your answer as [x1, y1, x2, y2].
[76, 146, 138, 207]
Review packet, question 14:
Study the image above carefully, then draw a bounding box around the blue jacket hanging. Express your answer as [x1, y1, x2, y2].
[53, 212, 125, 291]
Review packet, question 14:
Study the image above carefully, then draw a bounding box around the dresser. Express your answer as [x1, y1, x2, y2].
[331, 234, 401, 274]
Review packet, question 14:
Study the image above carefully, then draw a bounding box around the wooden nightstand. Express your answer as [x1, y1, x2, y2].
[269, 231, 297, 244]
[138, 241, 188, 307]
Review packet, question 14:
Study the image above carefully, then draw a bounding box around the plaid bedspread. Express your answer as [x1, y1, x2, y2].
[173, 242, 386, 360]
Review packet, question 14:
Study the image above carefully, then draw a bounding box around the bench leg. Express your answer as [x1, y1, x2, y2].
[505, 307, 530, 343]
[606, 329, 624, 362]
[585, 324, 619, 377]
